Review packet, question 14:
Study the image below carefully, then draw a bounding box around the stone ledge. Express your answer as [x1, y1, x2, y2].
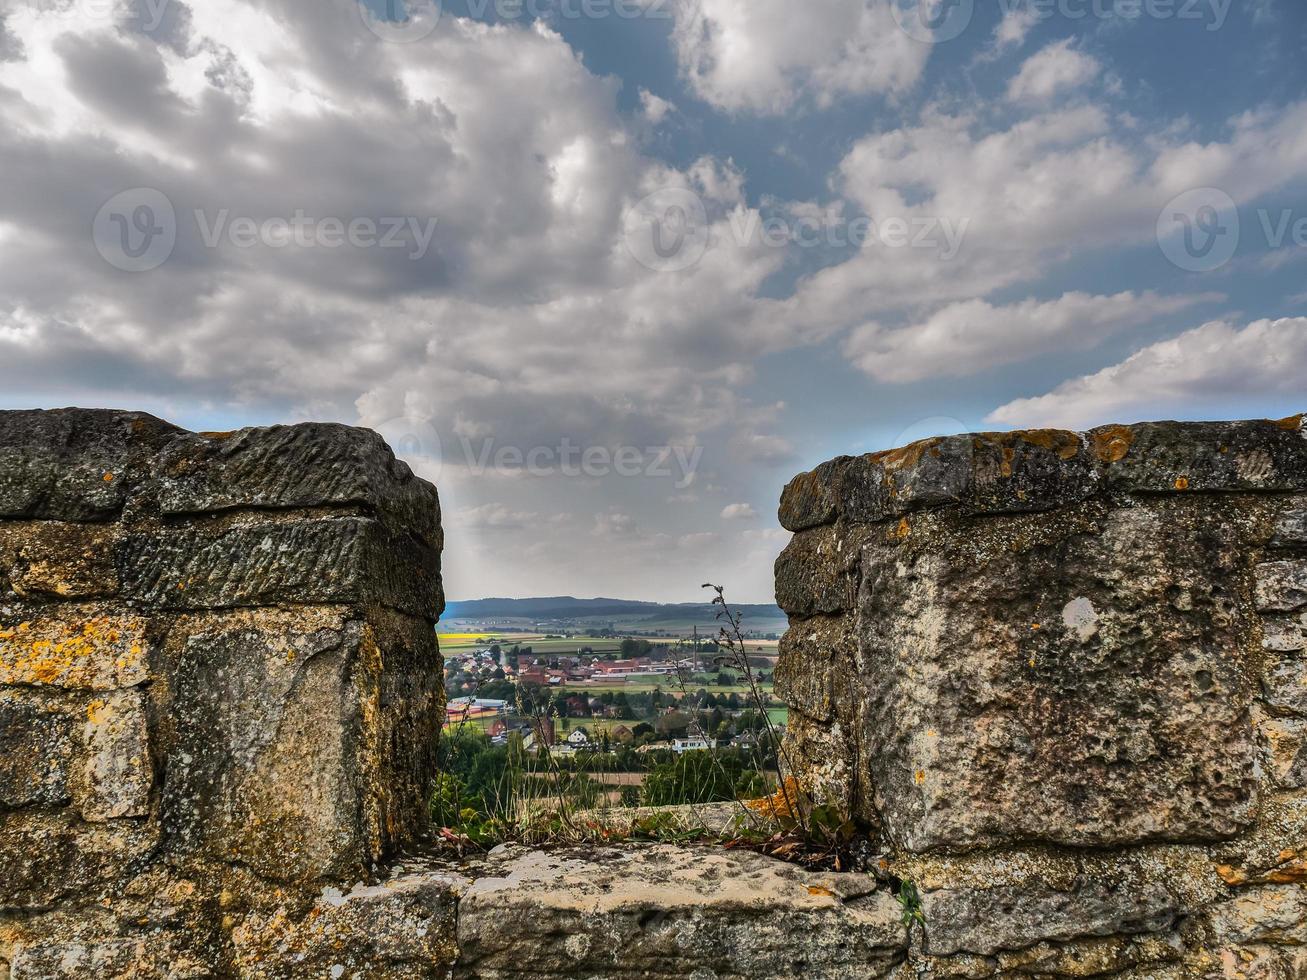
[457, 843, 907, 979]
[779, 415, 1307, 531]
[3, 844, 911, 979]
[0, 410, 441, 550]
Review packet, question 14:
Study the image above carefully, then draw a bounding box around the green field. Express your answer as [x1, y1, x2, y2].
[438, 633, 644, 655]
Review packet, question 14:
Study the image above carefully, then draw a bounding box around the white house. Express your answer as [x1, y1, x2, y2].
[672, 737, 712, 754]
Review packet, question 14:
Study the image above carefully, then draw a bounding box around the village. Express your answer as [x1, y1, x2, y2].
[441, 635, 785, 759]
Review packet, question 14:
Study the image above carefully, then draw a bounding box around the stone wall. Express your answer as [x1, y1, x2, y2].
[6, 407, 1307, 978]
[0, 409, 445, 977]
[775, 415, 1307, 977]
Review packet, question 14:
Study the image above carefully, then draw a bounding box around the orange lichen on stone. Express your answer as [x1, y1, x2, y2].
[1175, 476, 1190, 490]
[744, 776, 805, 820]
[976, 429, 1080, 462]
[1216, 850, 1307, 886]
[1091, 425, 1134, 463]
[1016, 429, 1081, 460]
[871, 438, 938, 472]
[102, 472, 114, 482]
[0, 615, 147, 688]
[1273, 413, 1304, 431]
[806, 885, 836, 898]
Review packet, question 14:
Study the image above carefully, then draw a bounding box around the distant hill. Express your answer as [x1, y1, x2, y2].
[443, 596, 787, 631]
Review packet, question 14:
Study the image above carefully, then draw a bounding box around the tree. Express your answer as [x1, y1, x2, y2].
[619, 637, 652, 658]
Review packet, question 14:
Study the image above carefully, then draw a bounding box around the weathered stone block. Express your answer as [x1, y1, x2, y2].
[0, 522, 120, 599]
[775, 414, 1307, 977]
[0, 690, 75, 808]
[9, 938, 208, 979]
[1208, 885, 1307, 946]
[855, 499, 1262, 851]
[1262, 613, 1307, 652]
[0, 409, 447, 972]
[778, 417, 1307, 533]
[778, 458, 847, 531]
[0, 410, 180, 522]
[1262, 718, 1307, 789]
[1263, 657, 1307, 717]
[456, 845, 907, 979]
[117, 516, 442, 618]
[149, 424, 442, 549]
[920, 882, 1178, 957]
[1272, 499, 1307, 547]
[1093, 416, 1307, 493]
[774, 524, 870, 617]
[0, 811, 156, 910]
[1255, 560, 1307, 612]
[0, 606, 150, 689]
[990, 931, 1185, 978]
[773, 614, 854, 723]
[157, 607, 440, 882]
[1210, 793, 1307, 887]
[230, 873, 463, 979]
[78, 688, 151, 821]
[782, 708, 863, 821]
[966, 429, 1100, 515]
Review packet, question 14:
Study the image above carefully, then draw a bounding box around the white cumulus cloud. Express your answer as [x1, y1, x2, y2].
[844, 290, 1220, 383]
[720, 502, 759, 520]
[988, 317, 1307, 429]
[670, 0, 928, 114]
[1007, 39, 1102, 103]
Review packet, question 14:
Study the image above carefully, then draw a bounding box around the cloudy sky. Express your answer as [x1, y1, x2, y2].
[1, 0, 1304, 602]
